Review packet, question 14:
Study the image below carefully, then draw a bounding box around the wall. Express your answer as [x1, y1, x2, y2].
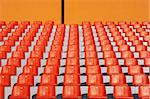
[65, 0, 149, 24]
[0, 0, 149, 24]
[0, 0, 61, 23]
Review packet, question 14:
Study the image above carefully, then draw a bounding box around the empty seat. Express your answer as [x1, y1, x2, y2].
[7, 58, 21, 67]
[86, 74, 103, 85]
[85, 51, 97, 58]
[64, 74, 80, 85]
[114, 85, 133, 99]
[65, 66, 80, 74]
[62, 85, 81, 99]
[101, 45, 113, 51]
[144, 58, 150, 66]
[67, 51, 79, 58]
[107, 65, 122, 74]
[17, 74, 34, 86]
[88, 85, 107, 99]
[16, 45, 28, 52]
[36, 85, 55, 99]
[85, 58, 99, 66]
[110, 74, 126, 85]
[133, 74, 149, 85]
[139, 51, 150, 58]
[121, 51, 134, 58]
[1, 65, 16, 75]
[44, 66, 59, 75]
[23, 65, 38, 75]
[10, 85, 30, 99]
[103, 51, 116, 58]
[12, 51, 25, 59]
[66, 58, 79, 66]
[27, 58, 40, 67]
[118, 45, 130, 52]
[40, 74, 57, 85]
[139, 85, 150, 98]
[104, 58, 119, 66]
[0, 51, 7, 59]
[0, 74, 11, 86]
[135, 45, 147, 51]
[86, 65, 101, 74]
[31, 51, 43, 59]
[124, 58, 138, 66]
[33, 45, 45, 52]
[46, 58, 60, 66]
[128, 65, 143, 75]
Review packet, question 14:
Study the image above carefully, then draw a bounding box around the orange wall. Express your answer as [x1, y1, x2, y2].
[0, 0, 61, 23]
[65, 0, 149, 24]
[0, 0, 149, 24]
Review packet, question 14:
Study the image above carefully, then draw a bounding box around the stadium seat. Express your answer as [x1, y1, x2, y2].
[88, 85, 107, 99]
[10, 85, 30, 99]
[113, 85, 133, 99]
[36, 85, 55, 99]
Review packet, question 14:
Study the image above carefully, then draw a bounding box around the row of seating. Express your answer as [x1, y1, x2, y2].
[37, 24, 65, 98]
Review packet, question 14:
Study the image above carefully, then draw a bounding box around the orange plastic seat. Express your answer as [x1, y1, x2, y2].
[0, 45, 11, 52]
[23, 65, 38, 75]
[110, 74, 126, 85]
[48, 51, 61, 59]
[66, 58, 79, 66]
[0, 51, 7, 59]
[10, 85, 30, 99]
[128, 65, 143, 75]
[121, 51, 134, 58]
[124, 58, 138, 66]
[33, 45, 45, 52]
[114, 85, 133, 99]
[67, 51, 79, 58]
[133, 74, 149, 85]
[40, 74, 57, 85]
[46, 58, 60, 66]
[0, 74, 11, 86]
[27, 58, 41, 67]
[16, 45, 28, 52]
[101, 45, 113, 51]
[64, 74, 80, 85]
[1, 65, 16, 75]
[85, 58, 99, 66]
[4, 40, 15, 46]
[12, 51, 25, 59]
[139, 51, 150, 58]
[44, 66, 59, 75]
[17, 74, 34, 86]
[139, 85, 150, 99]
[103, 51, 116, 58]
[36, 85, 55, 99]
[7, 58, 21, 67]
[88, 85, 107, 99]
[144, 58, 150, 66]
[107, 65, 122, 74]
[118, 45, 130, 52]
[86, 74, 103, 85]
[20, 40, 31, 46]
[65, 66, 80, 74]
[85, 51, 97, 58]
[135, 45, 147, 52]
[31, 51, 43, 59]
[104, 58, 118, 66]
[62, 85, 81, 99]
[116, 39, 127, 45]
[86, 65, 101, 74]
